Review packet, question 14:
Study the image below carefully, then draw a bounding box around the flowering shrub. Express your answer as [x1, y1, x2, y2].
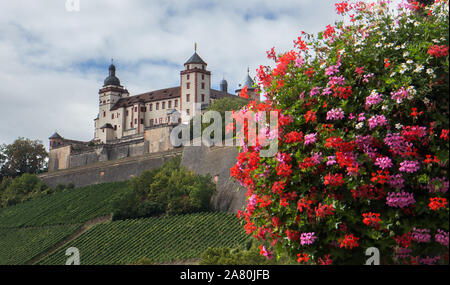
[231, 0, 448, 264]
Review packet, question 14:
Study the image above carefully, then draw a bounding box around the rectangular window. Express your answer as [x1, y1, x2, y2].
[186, 109, 190, 115]
[134, 119, 137, 124]
[201, 83, 205, 89]
[126, 110, 129, 116]
[175, 100, 178, 107]
[150, 119, 154, 126]
[162, 102, 165, 109]
[114, 125, 117, 130]
[149, 104, 153, 111]
[156, 103, 159, 110]
[202, 74, 205, 80]
[168, 101, 172, 108]
[134, 107, 137, 112]
[111, 114, 114, 119]
[130, 122, 133, 128]
[159, 118, 162, 124]
[186, 82, 190, 89]
[140, 119, 144, 124]
[186, 94, 190, 102]
[201, 94, 205, 102]
[103, 111, 106, 117]
[141, 107, 146, 112]
[187, 74, 190, 80]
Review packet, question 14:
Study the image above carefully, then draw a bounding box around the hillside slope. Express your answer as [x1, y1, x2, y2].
[39, 212, 248, 265]
[0, 182, 130, 227]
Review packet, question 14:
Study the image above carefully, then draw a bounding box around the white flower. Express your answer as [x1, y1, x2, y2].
[407, 86, 417, 96]
[395, 123, 403, 130]
[401, 43, 406, 49]
[414, 64, 424, 73]
[426, 68, 434, 75]
[386, 43, 394, 48]
[356, 122, 364, 130]
[403, 51, 409, 57]
[382, 105, 388, 111]
[432, 39, 440, 43]
[355, 48, 362, 52]
[399, 63, 408, 74]
[381, 36, 386, 41]
[394, 45, 401, 50]
[375, 42, 382, 48]
[406, 59, 413, 64]
[390, 72, 397, 77]
[413, 21, 419, 27]
[423, 97, 430, 105]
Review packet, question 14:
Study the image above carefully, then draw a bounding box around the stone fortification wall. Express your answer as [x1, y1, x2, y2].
[181, 145, 245, 214]
[40, 149, 182, 188]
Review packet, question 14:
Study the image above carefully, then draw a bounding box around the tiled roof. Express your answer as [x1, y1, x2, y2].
[49, 132, 62, 139]
[185, 52, 207, 65]
[110, 87, 238, 110]
[110, 87, 181, 110]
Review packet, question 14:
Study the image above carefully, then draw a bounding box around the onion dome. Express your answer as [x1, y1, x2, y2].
[103, 63, 121, 86]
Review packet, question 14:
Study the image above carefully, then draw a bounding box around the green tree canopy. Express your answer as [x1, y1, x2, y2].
[0, 138, 48, 178]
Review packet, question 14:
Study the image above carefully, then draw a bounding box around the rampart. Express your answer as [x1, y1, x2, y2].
[39, 145, 245, 213]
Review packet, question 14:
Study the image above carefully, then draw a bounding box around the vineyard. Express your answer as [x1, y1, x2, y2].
[0, 224, 81, 265]
[0, 182, 131, 227]
[39, 212, 248, 265]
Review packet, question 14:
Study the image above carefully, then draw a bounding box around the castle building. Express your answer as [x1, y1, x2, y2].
[47, 49, 257, 172]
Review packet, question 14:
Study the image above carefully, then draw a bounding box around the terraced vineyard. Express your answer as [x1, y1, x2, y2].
[0, 224, 81, 265]
[0, 182, 130, 227]
[39, 212, 249, 265]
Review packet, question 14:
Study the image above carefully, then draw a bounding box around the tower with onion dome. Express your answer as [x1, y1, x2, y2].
[94, 60, 129, 142]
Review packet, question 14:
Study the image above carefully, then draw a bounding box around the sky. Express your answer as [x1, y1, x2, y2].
[0, 0, 347, 149]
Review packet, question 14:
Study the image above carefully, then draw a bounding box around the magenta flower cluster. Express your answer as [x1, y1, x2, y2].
[393, 247, 412, 259]
[300, 232, 317, 245]
[326, 108, 345, 120]
[399, 160, 420, 173]
[368, 115, 387, 129]
[411, 228, 431, 243]
[304, 133, 317, 145]
[365, 90, 383, 107]
[390, 87, 410, 103]
[388, 174, 405, 189]
[310, 87, 322, 97]
[420, 256, 441, 265]
[435, 229, 449, 247]
[375, 156, 393, 169]
[386, 191, 415, 208]
[325, 63, 341, 76]
[327, 156, 337, 166]
[384, 133, 411, 156]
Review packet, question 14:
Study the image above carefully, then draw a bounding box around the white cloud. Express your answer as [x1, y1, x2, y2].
[0, 0, 343, 148]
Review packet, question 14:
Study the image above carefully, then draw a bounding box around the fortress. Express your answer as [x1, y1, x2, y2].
[47, 49, 258, 172]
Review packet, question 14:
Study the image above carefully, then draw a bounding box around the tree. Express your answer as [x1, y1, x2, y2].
[206, 97, 249, 118]
[231, 0, 448, 265]
[0, 138, 48, 178]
